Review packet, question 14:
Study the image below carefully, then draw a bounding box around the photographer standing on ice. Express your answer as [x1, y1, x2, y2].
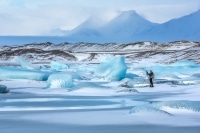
[146, 70, 154, 87]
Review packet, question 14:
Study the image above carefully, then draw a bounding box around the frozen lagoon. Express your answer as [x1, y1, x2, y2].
[0, 58, 200, 133]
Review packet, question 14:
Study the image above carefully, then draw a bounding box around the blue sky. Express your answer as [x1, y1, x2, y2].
[0, 0, 200, 35]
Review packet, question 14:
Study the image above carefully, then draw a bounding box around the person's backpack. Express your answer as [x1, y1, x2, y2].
[150, 72, 154, 79]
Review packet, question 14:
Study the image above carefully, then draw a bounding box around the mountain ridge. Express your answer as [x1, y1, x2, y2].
[0, 41, 199, 65]
[64, 9, 200, 43]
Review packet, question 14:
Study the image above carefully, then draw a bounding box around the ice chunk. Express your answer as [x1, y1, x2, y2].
[120, 78, 149, 88]
[192, 73, 200, 78]
[18, 57, 40, 70]
[0, 67, 50, 81]
[152, 100, 200, 112]
[129, 106, 172, 116]
[47, 73, 74, 89]
[65, 71, 83, 80]
[0, 85, 9, 93]
[95, 56, 127, 81]
[50, 61, 69, 71]
[169, 60, 199, 68]
[145, 60, 200, 79]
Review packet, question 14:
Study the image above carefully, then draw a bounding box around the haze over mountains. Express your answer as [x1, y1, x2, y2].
[0, 9, 199, 46]
[65, 9, 200, 43]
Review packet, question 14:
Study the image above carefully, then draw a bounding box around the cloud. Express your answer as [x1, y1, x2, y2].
[135, 3, 200, 23]
[0, 2, 90, 35]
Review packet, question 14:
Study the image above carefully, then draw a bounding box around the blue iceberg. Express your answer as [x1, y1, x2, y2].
[47, 73, 74, 89]
[0, 67, 50, 81]
[95, 56, 127, 81]
[50, 61, 69, 71]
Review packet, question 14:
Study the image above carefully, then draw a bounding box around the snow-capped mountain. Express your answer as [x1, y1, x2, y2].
[135, 9, 200, 42]
[0, 10, 199, 45]
[98, 10, 157, 42]
[65, 10, 157, 43]
[65, 9, 200, 43]
[65, 15, 106, 43]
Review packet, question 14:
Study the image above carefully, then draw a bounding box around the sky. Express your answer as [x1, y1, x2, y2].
[0, 0, 200, 36]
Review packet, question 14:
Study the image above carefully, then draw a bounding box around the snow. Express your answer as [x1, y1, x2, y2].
[0, 58, 200, 133]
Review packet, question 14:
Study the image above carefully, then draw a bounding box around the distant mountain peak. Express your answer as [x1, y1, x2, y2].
[111, 10, 145, 23]
[63, 9, 200, 43]
[120, 10, 140, 17]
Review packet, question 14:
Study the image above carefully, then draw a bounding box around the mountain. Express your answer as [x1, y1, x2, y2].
[65, 16, 105, 43]
[134, 9, 200, 42]
[65, 10, 157, 43]
[0, 41, 200, 64]
[99, 10, 157, 42]
[64, 9, 200, 43]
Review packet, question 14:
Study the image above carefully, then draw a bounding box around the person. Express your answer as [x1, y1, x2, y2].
[146, 70, 154, 87]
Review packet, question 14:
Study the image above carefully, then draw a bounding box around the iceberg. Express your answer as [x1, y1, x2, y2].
[0, 85, 9, 93]
[65, 71, 83, 80]
[47, 73, 74, 89]
[145, 60, 200, 80]
[50, 61, 69, 71]
[169, 60, 199, 68]
[18, 57, 40, 70]
[129, 105, 172, 116]
[152, 100, 200, 112]
[0, 67, 50, 81]
[95, 56, 127, 81]
[129, 100, 200, 117]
